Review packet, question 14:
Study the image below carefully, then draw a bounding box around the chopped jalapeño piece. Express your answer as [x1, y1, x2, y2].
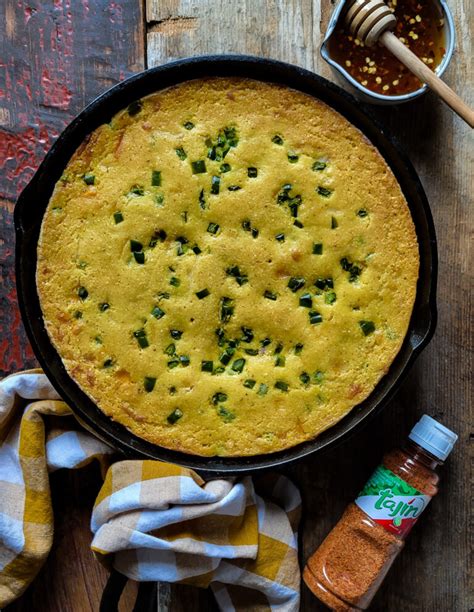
[151, 306, 165, 319]
[167, 408, 183, 424]
[191, 160, 207, 174]
[264, 290, 277, 301]
[359, 320, 376, 336]
[196, 288, 210, 299]
[231, 358, 245, 373]
[151, 170, 161, 186]
[207, 222, 220, 235]
[144, 377, 156, 392]
[133, 328, 149, 348]
[288, 277, 305, 292]
[309, 311, 323, 325]
[317, 186, 332, 197]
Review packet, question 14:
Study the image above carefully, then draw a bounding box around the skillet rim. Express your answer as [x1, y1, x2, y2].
[14, 54, 437, 475]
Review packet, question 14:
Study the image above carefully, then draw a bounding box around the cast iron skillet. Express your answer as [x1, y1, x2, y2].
[15, 55, 437, 475]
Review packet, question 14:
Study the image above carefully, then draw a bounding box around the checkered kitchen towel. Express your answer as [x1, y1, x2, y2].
[0, 370, 301, 610]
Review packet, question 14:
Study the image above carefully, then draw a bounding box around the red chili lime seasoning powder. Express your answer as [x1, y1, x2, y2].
[303, 415, 458, 610]
[328, 0, 447, 96]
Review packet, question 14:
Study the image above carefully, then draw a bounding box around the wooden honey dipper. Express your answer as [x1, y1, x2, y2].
[344, 0, 474, 127]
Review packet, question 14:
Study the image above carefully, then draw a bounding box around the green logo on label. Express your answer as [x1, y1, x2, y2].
[355, 465, 432, 535]
[374, 488, 424, 518]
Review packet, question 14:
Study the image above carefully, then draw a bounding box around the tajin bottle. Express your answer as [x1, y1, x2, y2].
[303, 415, 458, 610]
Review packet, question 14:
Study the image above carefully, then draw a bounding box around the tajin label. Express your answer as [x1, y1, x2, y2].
[355, 465, 431, 537]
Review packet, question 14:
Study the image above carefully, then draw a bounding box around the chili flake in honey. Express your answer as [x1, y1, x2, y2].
[328, 0, 447, 96]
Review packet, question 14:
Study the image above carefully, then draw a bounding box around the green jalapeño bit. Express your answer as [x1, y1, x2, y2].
[191, 160, 207, 174]
[231, 358, 246, 373]
[359, 320, 376, 336]
[151, 306, 165, 319]
[207, 222, 220, 235]
[167, 408, 183, 424]
[211, 176, 221, 194]
[309, 311, 323, 325]
[196, 288, 210, 299]
[201, 360, 213, 372]
[133, 328, 149, 348]
[144, 377, 156, 392]
[151, 170, 162, 186]
[175, 147, 187, 160]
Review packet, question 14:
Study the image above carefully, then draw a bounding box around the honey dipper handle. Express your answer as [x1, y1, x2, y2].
[380, 31, 474, 128]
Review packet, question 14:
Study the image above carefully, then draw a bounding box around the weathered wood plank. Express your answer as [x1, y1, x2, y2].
[146, 1, 472, 611]
[146, 0, 324, 74]
[0, 0, 145, 378]
[0, 198, 37, 374]
[0, 0, 145, 201]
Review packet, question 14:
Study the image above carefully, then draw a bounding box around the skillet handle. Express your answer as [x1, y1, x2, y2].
[100, 569, 157, 612]
[14, 177, 40, 235]
[409, 301, 437, 353]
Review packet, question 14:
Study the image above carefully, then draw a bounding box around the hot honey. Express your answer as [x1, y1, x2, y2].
[328, 0, 447, 96]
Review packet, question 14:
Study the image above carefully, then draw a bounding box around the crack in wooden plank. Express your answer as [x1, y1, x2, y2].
[148, 15, 198, 34]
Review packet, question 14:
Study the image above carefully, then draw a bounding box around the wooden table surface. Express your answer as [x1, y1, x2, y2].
[1, 1, 472, 610]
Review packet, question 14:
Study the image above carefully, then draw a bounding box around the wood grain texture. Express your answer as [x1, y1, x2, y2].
[0, 0, 145, 200]
[146, 1, 473, 610]
[0, 198, 37, 374]
[147, 0, 319, 71]
[0, 0, 145, 378]
[2, 0, 472, 610]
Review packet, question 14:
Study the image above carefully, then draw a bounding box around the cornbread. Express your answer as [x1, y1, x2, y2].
[37, 78, 419, 457]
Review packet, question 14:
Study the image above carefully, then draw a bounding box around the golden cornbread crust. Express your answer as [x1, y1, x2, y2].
[37, 78, 419, 457]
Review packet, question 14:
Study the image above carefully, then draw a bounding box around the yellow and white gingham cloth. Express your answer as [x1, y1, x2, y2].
[0, 370, 301, 610]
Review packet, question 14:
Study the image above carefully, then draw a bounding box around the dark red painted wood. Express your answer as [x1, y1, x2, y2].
[0, 198, 37, 373]
[0, 0, 145, 377]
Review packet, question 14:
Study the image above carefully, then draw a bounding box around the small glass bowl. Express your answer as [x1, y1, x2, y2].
[321, 0, 455, 105]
